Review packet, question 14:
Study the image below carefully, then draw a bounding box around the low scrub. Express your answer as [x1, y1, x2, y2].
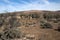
[29, 13, 40, 18]
[40, 21, 52, 29]
[0, 28, 21, 40]
[43, 13, 60, 23]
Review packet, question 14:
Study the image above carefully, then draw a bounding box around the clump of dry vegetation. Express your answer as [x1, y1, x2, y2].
[40, 20, 52, 29]
[0, 28, 21, 40]
[29, 13, 40, 18]
[43, 13, 60, 23]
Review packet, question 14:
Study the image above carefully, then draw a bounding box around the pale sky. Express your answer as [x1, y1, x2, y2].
[0, 0, 60, 13]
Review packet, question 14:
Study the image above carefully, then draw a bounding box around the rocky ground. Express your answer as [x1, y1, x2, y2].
[0, 10, 60, 40]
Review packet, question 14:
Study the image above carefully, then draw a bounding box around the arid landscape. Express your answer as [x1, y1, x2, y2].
[0, 10, 60, 40]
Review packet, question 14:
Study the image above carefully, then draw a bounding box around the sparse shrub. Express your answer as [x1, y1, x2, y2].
[20, 14, 26, 18]
[4, 28, 21, 39]
[43, 13, 60, 23]
[57, 18, 60, 21]
[43, 13, 53, 20]
[20, 14, 30, 19]
[20, 14, 24, 17]
[57, 26, 60, 32]
[25, 22, 36, 27]
[54, 14, 60, 19]
[0, 14, 3, 17]
[0, 16, 22, 40]
[55, 25, 60, 32]
[9, 17, 21, 28]
[40, 21, 52, 29]
[0, 19, 4, 27]
[53, 19, 58, 23]
[0, 27, 22, 40]
[55, 29, 60, 32]
[29, 13, 39, 18]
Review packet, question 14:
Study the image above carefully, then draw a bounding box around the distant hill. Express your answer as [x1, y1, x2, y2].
[0, 10, 60, 40]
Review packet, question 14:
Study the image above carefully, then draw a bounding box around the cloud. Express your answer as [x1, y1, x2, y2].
[0, 0, 60, 13]
[43, 0, 50, 4]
